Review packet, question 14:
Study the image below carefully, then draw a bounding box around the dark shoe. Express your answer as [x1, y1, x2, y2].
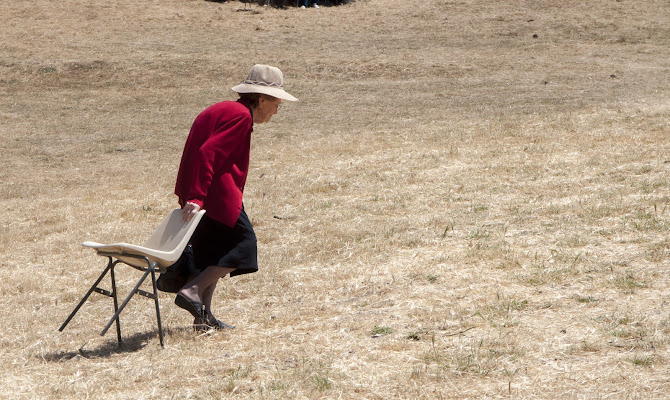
[175, 293, 204, 319]
[192, 316, 234, 331]
[193, 316, 209, 332]
[207, 318, 235, 330]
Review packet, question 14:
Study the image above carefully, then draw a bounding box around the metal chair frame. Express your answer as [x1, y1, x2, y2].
[59, 209, 205, 348]
[59, 252, 166, 347]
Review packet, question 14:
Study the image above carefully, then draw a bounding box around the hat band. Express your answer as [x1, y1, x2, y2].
[243, 79, 284, 88]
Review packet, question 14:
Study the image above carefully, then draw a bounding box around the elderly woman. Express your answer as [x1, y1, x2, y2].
[174, 64, 298, 329]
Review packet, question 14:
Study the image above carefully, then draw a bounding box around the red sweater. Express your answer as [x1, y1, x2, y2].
[175, 100, 253, 227]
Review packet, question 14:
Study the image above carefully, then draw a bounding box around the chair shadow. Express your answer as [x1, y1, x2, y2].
[43, 326, 192, 362]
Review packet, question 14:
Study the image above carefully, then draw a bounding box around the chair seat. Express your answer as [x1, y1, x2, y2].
[82, 241, 180, 271]
[82, 209, 205, 270]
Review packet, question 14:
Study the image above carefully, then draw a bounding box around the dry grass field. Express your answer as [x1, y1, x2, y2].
[1, 0, 669, 398]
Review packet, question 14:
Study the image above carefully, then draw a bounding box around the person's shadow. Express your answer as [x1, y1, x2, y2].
[42, 327, 190, 361]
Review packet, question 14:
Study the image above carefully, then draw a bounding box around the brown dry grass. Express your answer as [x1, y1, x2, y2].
[1, 0, 670, 398]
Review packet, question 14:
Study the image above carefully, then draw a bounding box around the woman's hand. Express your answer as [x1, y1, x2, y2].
[181, 202, 201, 222]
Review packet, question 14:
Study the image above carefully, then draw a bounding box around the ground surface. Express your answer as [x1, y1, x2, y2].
[1, 0, 669, 398]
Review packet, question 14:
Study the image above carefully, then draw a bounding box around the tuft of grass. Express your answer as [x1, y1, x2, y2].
[572, 340, 601, 353]
[515, 248, 586, 286]
[441, 223, 455, 238]
[646, 240, 668, 262]
[573, 294, 598, 304]
[611, 270, 647, 294]
[445, 336, 522, 377]
[267, 380, 290, 392]
[312, 375, 331, 391]
[40, 66, 57, 73]
[474, 293, 529, 328]
[563, 235, 588, 248]
[222, 365, 252, 393]
[371, 326, 393, 336]
[410, 365, 424, 379]
[406, 329, 426, 341]
[626, 355, 655, 367]
[625, 208, 667, 232]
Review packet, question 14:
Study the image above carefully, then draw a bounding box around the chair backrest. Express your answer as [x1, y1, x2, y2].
[83, 209, 206, 270]
[143, 209, 206, 255]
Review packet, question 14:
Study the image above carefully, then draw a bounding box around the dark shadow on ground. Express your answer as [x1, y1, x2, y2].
[41, 327, 193, 362]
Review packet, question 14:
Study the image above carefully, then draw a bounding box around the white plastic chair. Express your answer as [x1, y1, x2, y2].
[59, 209, 206, 347]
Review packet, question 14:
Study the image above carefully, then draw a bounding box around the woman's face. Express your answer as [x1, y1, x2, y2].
[253, 96, 282, 124]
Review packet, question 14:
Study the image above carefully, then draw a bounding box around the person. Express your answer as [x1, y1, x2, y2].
[300, 0, 319, 8]
[173, 64, 298, 330]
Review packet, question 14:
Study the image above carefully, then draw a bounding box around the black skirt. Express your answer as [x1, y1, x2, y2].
[189, 207, 258, 277]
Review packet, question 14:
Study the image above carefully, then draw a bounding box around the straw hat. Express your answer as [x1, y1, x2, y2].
[231, 64, 298, 102]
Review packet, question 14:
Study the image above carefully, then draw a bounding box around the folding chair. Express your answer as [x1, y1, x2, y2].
[59, 209, 206, 347]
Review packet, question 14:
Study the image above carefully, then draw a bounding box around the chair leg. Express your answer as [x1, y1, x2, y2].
[109, 263, 123, 346]
[100, 262, 165, 347]
[59, 258, 113, 332]
[100, 268, 151, 337]
[149, 265, 165, 347]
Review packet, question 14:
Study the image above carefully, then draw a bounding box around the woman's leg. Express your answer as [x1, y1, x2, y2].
[193, 280, 217, 326]
[201, 280, 217, 321]
[178, 265, 234, 305]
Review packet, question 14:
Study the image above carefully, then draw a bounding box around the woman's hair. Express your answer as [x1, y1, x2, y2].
[238, 92, 275, 109]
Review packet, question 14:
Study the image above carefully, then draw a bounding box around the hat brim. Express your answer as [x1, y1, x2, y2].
[231, 84, 298, 102]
